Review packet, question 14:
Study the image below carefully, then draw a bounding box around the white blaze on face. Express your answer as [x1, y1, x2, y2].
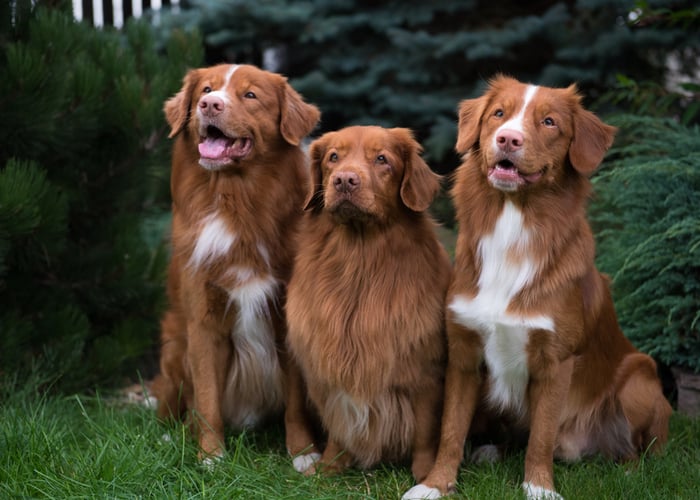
[204, 64, 239, 105]
[492, 84, 539, 150]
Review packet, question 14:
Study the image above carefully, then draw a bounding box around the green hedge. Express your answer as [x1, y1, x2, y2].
[590, 115, 700, 373]
[0, 6, 203, 390]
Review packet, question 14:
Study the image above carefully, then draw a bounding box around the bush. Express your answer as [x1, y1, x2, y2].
[0, 6, 203, 391]
[590, 114, 700, 373]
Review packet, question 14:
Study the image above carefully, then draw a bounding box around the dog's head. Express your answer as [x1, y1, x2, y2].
[305, 126, 441, 225]
[455, 75, 616, 193]
[164, 64, 320, 171]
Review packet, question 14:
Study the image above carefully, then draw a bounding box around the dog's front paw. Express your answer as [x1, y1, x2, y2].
[402, 484, 443, 500]
[522, 481, 564, 500]
[200, 451, 224, 471]
[292, 452, 321, 473]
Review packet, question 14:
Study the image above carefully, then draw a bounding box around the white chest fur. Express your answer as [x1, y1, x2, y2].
[189, 212, 284, 427]
[222, 273, 284, 429]
[449, 201, 554, 414]
[189, 212, 237, 270]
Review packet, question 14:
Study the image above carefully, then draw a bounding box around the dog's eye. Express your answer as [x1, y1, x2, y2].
[494, 109, 504, 118]
[203, 86, 212, 94]
[329, 152, 338, 162]
[244, 91, 257, 99]
[376, 154, 387, 164]
[543, 117, 556, 127]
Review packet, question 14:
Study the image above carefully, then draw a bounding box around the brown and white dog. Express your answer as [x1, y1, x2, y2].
[151, 64, 322, 468]
[286, 126, 452, 480]
[403, 76, 671, 500]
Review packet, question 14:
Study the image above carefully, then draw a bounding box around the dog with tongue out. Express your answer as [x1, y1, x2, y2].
[152, 63, 322, 471]
[196, 92, 254, 169]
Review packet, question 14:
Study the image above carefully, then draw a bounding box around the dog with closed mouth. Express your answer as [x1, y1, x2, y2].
[286, 126, 452, 480]
[152, 63, 322, 469]
[403, 76, 671, 500]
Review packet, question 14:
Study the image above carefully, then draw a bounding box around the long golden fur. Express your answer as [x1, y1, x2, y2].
[403, 76, 671, 500]
[286, 126, 452, 480]
[151, 63, 321, 465]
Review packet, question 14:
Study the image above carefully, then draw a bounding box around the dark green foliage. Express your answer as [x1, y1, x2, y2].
[590, 115, 700, 373]
[599, 74, 700, 126]
[161, 0, 699, 173]
[0, 6, 203, 390]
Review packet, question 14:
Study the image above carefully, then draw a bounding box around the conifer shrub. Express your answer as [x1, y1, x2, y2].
[0, 6, 203, 390]
[590, 115, 700, 373]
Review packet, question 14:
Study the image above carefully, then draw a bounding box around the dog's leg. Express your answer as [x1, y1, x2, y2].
[154, 309, 189, 421]
[410, 379, 442, 482]
[307, 438, 352, 476]
[403, 326, 483, 499]
[187, 319, 232, 462]
[616, 352, 671, 457]
[522, 355, 573, 500]
[284, 358, 321, 473]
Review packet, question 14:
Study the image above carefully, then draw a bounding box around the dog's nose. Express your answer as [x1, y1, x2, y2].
[199, 95, 225, 117]
[496, 129, 524, 152]
[333, 171, 360, 193]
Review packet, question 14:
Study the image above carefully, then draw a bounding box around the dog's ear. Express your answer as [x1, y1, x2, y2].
[279, 80, 321, 146]
[304, 135, 326, 211]
[394, 128, 442, 213]
[164, 69, 199, 139]
[569, 103, 617, 175]
[455, 94, 489, 155]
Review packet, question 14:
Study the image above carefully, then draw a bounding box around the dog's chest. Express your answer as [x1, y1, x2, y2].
[188, 211, 273, 270]
[449, 201, 554, 414]
[189, 212, 284, 427]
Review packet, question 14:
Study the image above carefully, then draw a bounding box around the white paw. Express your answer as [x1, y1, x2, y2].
[143, 395, 159, 410]
[470, 444, 501, 464]
[292, 452, 321, 473]
[201, 452, 224, 470]
[522, 482, 564, 500]
[402, 484, 443, 500]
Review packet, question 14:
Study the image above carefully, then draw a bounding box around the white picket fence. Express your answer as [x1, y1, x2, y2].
[71, 0, 180, 28]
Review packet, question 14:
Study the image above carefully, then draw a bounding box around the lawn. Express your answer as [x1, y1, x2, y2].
[1, 375, 698, 499]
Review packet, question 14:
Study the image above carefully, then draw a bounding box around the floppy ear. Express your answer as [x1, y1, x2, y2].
[304, 135, 326, 211]
[393, 128, 442, 213]
[279, 80, 321, 146]
[455, 95, 489, 155]
[164, 69, 199, 138]
[568, 106, 617, 175]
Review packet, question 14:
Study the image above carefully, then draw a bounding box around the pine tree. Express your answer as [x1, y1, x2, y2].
[0, 4, 203, 390]
[590, 114, 700, 373]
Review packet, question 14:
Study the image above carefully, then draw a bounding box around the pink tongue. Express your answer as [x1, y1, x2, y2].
[198, 137, 231, 159]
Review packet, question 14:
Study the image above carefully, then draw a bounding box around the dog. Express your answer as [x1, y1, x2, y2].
[403, 76, 672, 500]
[286, 126, 452, 480]
[151, 63, 322, 468]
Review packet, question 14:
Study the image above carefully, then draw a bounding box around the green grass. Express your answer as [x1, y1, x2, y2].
[1, 376, 698, 499]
